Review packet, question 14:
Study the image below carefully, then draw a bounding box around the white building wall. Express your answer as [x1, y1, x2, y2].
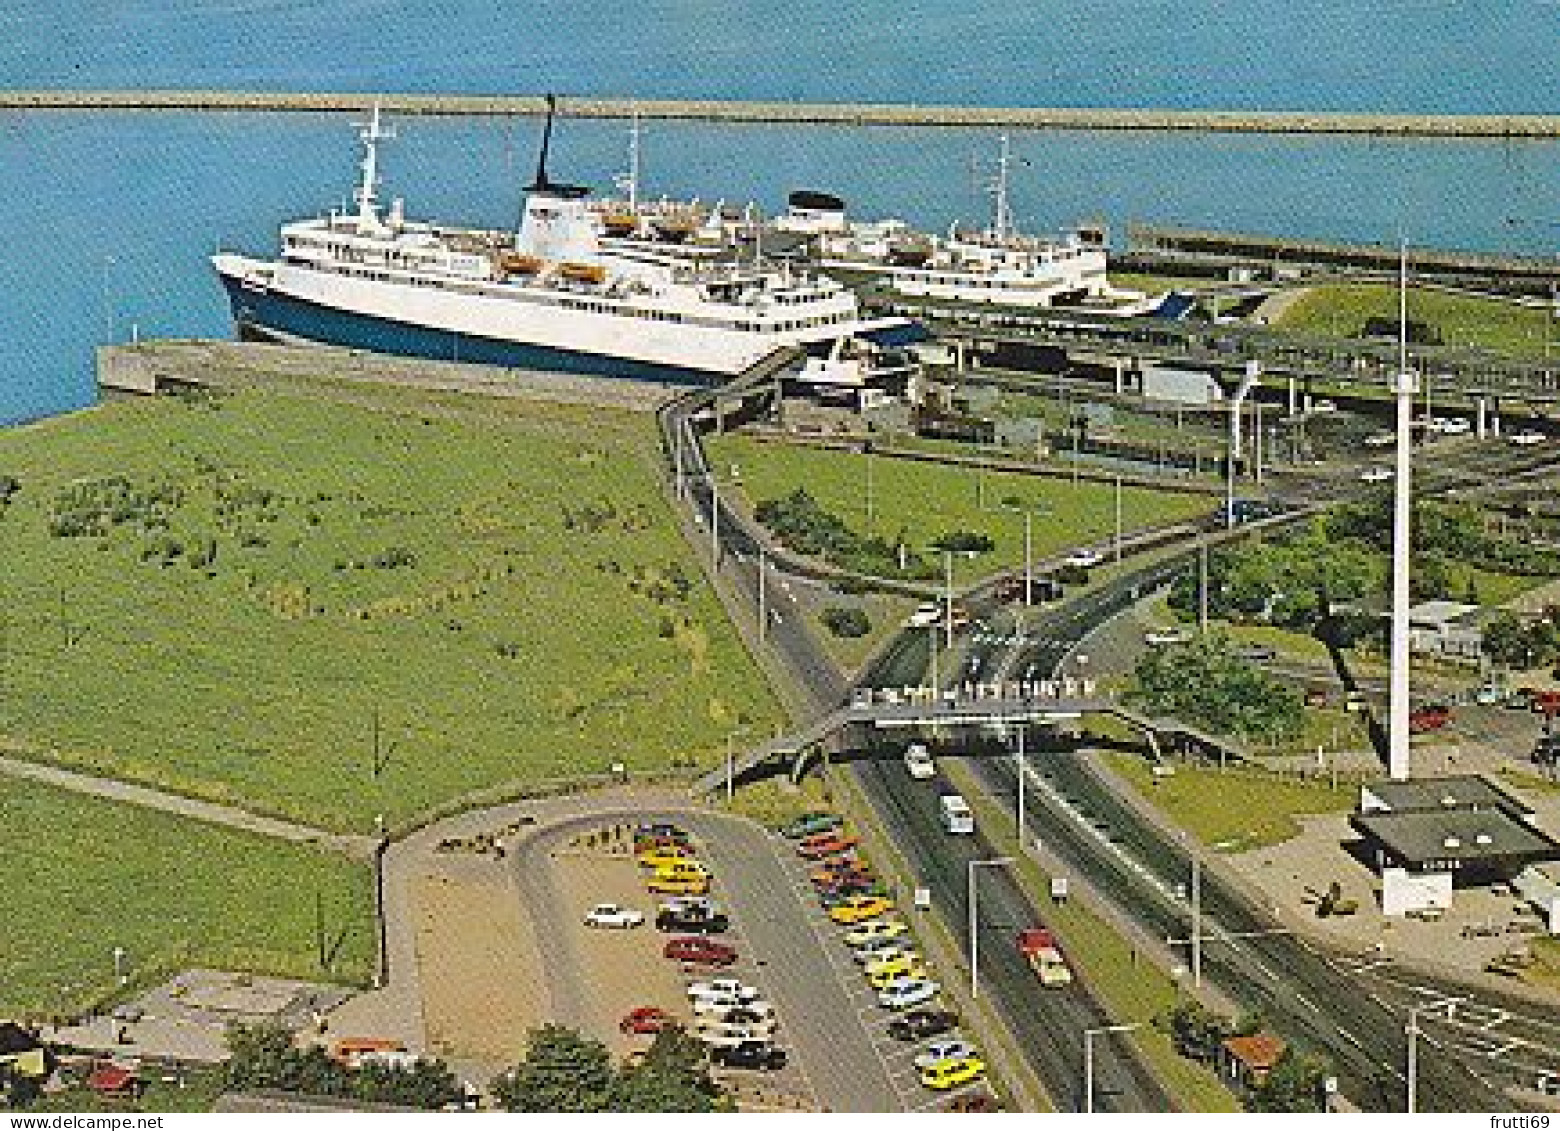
[1381, 867, 1454, 917]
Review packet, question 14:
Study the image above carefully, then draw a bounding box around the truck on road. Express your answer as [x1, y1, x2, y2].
[1017, 927, 1073, 987]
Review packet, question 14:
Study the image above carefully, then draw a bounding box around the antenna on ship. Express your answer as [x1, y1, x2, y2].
[354, 103, 395, 232]
[614, 105, 642, 212]
[532, 94, 559, 192]
[991, 135, 1013, 243]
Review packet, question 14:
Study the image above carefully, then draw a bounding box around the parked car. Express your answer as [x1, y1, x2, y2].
[619, 1006, 674, 1035]
[647, 873, 711, 896]
[878, 979, 941, 1011]
[903, 743, 937, 780]
[920, 1056, 986, 1092]
[868, 961, 930, 989]
[1472, 682, 1504, 706]
[1510, 430, 1546, 447]
[797, 833, 859, 859]
[664, 937, 738, 966]
[584, 903, 645, 929]
[1409, 704, 1453, 733]
[710, 1041, 788, 1072]
[780, 812, 842, 839]
[888, 1010, 959, 1042]
[637, 845, 697, 868]
[1143, 627, 1192, 647]
[1362, 431, 1396, 448]
[828, 895, 894, 925]
[692, 997, 774, 1022]
[1358, 466, 1393, 483]
[855, 943, 918, 967]
[907, 603, 942, 628]
[687, 979, 760, 1003]
[657, 906, 731, 935]
[1232, 643, 1277, 661]
[693, 1019, 777, 1047]
[914, 1039, 978, 1071]
[845, 919, 910, 947]
[1064, 548, 1104, 569]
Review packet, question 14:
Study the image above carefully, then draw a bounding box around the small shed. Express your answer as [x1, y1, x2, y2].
[1221, 1032, 1287, 1092]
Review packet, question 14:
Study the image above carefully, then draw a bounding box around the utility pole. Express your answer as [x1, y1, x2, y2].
[928, 624, 940, 697]
[710, 475, 720, 567]
[1197, 537, 1209, 634]
[1406, 1006, 1420, 1114]
[725, 732, 736, 803]
[1024, 510, 1034, 607]
[1389, 245, 1417, 782]
[757, 546, 768, 643]
[1113, 475, 1123, 562]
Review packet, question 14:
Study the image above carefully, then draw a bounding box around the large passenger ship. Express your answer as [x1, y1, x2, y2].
[212, 101, 919, 384]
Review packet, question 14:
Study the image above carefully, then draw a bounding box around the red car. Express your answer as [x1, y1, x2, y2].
[664, 936, 738, 966]
[797, 833, 859, 860]
[1409, 705, 1453, 733]
[619, 1006, 674, 1035]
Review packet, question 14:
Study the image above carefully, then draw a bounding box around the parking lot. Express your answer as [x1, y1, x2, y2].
[510, 805, 910, 1112]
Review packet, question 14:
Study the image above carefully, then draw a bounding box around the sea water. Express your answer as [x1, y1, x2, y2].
[3, 0, 1559, 425]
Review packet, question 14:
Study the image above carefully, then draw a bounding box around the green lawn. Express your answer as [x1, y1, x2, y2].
[1274, 283, 1555, 359]
[1105, 753, 1353, 852]
[0, 386, 781, 832]
[0, 776, 372, 1020]
[705, 434, 1213, 584]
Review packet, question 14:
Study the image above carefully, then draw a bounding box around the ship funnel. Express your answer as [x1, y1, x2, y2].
[516, 94, 598, 261]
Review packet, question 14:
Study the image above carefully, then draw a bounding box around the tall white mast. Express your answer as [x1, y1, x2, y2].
[1388, 242, 1417, 781]
[354, 103, 395, 232]
[991, 135, 1014, 242]
[614, 106, 642, 212]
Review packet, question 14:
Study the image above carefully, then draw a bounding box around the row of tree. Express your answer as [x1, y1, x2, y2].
[490, 1024, 727, 1113]
[1129, 633, 1304, 744]
[1161, 1000, 1330, 1113]
[225, 1022, 464, 1109]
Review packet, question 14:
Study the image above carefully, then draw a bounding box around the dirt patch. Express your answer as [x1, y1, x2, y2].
[547, 844, 694, 1056]
[414, 869, 545, 1067]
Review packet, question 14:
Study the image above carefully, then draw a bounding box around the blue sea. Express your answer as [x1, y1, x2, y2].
[3, 0, 1560, 425]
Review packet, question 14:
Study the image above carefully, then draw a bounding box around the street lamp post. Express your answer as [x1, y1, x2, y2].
[1113, 474, 1123, 562]
[709, 474, 721, 566]
[725, 732, 737, 803]
[1023, 510, 1034, 607]
[928, 623, 940, 699]
[967, 856, 1014, 999]
[1014, 724, 1028, 834]
[1083, 1022, 1142, 1113]
[757, 546, 768, 643]
[1406, 1005, 1420, 1114]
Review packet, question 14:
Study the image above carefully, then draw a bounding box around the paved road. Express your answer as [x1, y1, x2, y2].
[851, 753, 1173, 1112]
[509, 804, 903, 1113]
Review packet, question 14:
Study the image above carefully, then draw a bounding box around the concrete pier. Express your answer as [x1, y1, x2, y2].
[8, 89, 1560, 138]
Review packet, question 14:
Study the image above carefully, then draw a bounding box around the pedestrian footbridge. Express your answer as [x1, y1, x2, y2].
[693, 680, 1245, 794]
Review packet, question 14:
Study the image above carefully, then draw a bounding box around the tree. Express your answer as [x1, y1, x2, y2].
[932, 530, 994, 554]
[492, 1025, 614, 1112]
[821, 605, 871, 638]
[607, 1027, 725, 1113]
[1248, 1049, 1329, 1113]
[1162, 999, 1232, 1064]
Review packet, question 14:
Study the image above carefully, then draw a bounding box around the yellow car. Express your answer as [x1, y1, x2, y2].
[868, 962, 929, 990]
[864, 951, 924, 980]
[920, 1057, 986, 1092]
[828, 895, 894, 925]
[844, 919, 909, 947]
[647, 873, 711, 896]
[637, 847, 696, 869]
[650, 859, 710, 880]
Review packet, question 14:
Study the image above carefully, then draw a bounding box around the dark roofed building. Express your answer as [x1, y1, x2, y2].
[1360, 776, 1533, 820]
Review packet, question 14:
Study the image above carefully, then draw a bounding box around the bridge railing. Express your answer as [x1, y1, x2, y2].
[851, 678, 1099, 712]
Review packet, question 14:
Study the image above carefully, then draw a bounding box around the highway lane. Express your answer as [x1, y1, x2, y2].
[851, 753, 1172, 1112]
[974, 747, 1505, 1111]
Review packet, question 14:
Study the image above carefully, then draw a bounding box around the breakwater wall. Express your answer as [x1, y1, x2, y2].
[7, 89, 1560, 138]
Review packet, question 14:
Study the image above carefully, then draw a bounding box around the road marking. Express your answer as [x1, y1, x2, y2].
[1336, 1027, 1364, 1049]
[1294, 991, 1320, 1013]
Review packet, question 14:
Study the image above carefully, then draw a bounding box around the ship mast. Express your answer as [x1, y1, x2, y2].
[990, 135, 1013, 243]
[614, 107, 642, 212]
[354, 103, 394, 232]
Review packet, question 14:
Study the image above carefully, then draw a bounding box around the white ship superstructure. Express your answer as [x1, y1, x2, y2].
[213, 101, 919, 384]
[784, 138, 1149, 313]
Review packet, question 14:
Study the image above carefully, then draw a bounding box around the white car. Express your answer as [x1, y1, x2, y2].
[878, 978, 941, 1011]
[693, 1019, 777, 1047]
[853, 939, 914, 965]
[844, 919, 910, 947]
[1511, 431, 1546, 447]
[1436, 417, 1471, 435]
[906, 603, 941, 628]
[903, 743, 936, 780]
[1143, 627, 1192, 647]
[914, 1038, 978, 1071]
[1064, 549, 1104, 570]
[692, 995, 774, 1020]
[687, 979, 760, 1004]
[1358, 467, 1393, 483]
[1362, 431, 1396, 448]
[1310, 399, 1338, 414]
[583, 903, 644, 929]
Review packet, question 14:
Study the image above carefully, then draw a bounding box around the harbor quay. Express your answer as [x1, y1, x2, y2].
[6, 88, 1560, 138]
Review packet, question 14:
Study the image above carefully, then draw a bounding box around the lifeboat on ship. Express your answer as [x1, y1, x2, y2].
[495, 251, 545, 278]
[557, 261, 608, 285]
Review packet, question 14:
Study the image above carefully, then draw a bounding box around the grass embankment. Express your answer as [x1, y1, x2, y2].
[0, 385, 781, 832]
[26, 1069, 226, 1114]
[1104, 753, 1353, 853]
[1275, 283, 1555, 360]
[0, 776, 372, 1019]
[811, 591, 917, 676]
[940, 761, 1238, 1113]
[994, 391, 1226, 463]
[704, 433, 1212, 585]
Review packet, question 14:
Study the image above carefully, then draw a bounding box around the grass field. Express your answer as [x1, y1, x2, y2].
[0, 776, 372, 1019]
[1274, 284, 1555, 359]
[1105, 753, 1354, 852]
[704, 434, 1214, 584]
[0, 385, 780, 832]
